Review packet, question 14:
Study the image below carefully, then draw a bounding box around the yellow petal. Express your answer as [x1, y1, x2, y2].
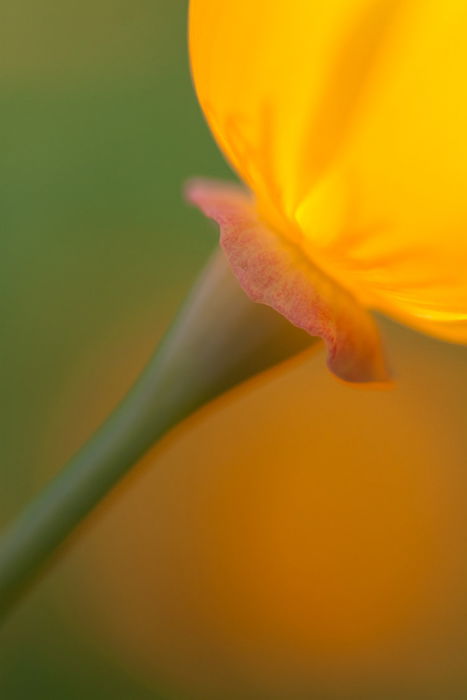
[186, 179, 390, 383]
[190, 0, 400, 227]
[190, 1, 467, 343]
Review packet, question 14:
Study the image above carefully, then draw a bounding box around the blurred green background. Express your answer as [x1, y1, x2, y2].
[2, 2, 467, 699]
[0, 1, 224, 697]
[0, 0, 223, 517]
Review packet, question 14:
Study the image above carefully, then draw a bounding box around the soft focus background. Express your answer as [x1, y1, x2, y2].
[1, 2, 467, 698]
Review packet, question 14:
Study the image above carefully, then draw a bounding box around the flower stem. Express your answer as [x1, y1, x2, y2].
[0, 250, 312, 619]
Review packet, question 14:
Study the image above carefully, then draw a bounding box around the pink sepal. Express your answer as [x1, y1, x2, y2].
[186, 178, 390, 383]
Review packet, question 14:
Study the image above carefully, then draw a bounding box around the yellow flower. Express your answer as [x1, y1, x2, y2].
[187, 0, 467, 382]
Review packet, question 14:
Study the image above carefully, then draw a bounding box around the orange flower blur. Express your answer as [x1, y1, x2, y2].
[187, 1, 467, 382]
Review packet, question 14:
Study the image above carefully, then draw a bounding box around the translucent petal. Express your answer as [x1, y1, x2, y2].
[190, 0, 467, 342]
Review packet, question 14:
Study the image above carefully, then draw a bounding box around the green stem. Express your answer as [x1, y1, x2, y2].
[0, 250, 312, 618]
